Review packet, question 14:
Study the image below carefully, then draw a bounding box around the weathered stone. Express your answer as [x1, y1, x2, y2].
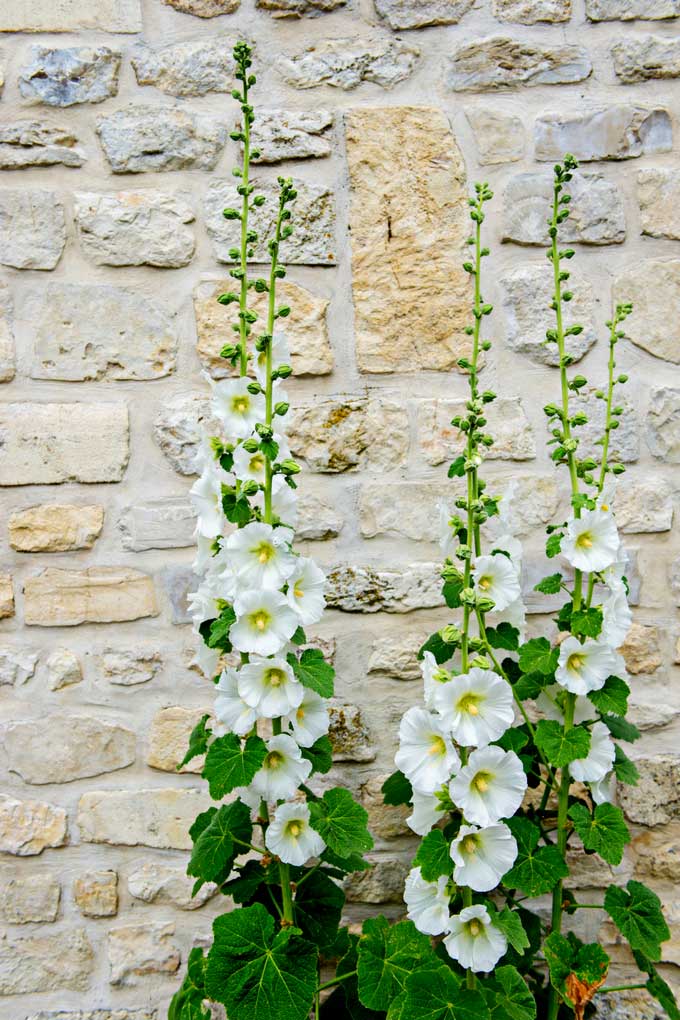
[416, 397, 535, 466]
[132, 35, 238, 96]
[535, 106, 672, 161]
[0, 795, 67, 856]
[0, 121, 85, 169]
[78, 789, 211, 850]
[565, 847, 633, 889]
[466, 109, 525, 164]
[573, 386, 639, 463]
[154, 392, 212, 475]
[9, 504, 104, 552]
[368, 631, 430, 681]
[19, 46, 121, 105]
[206, 178, 335, 265]
[0, 189, 66, 270]
[97, 106, 227, 173]
[24, 568, 158, 627]
[6, 716, 136, 784]
[0, 283, 15, 382]
[632, 821, 680, 882]
[0, 874, 60, 923]
[446, 37, 591, 90]
[277, 37, 419, 90]
[500, 264, 597, 366]
[0, 929, 93, 994]
[493, 0, 570, 20]
[647, 387, 680, 461]
[249, 109, 333, 163]
[613, 36, 680, 84]
[0, 574, 14, 619]
[75, 192, 195, 269]
[46, 648, 82, 690]
[160, 566, 199, 625]
[615, 478, 673, 533]
[0, 0, 142, 32]
[165, 0, 239, 12]
[375, 0, 473, 27]
[297, 494, 344, 540]
[288, 397, 409, 472]
[588, 0, 680, 17]
[98, 648, 163, 687]
[25, 1012, 157, 1020]
[258, 0, 346, 13]
[195, 279, 332, 378]
[620, 623, 661, 674]
[329, 702, 376, 762]
[108, 923, 180, 986]
[360, 774, 411, 838]
[0, 647, 39, 686]
[0, 402, 129, 486]
[345, 855, 410, 902]
[326, 562, 444, 613]
[128, 862, 216, 909]
[74, 870, 118, 918]
[619, 756, 680, 826]
[638, 172, 680, 243]
[119, 499, 195, 552]
[146, 706, 209, 773]
[347, 107, 472, 374]
[502, 172, 625, 245]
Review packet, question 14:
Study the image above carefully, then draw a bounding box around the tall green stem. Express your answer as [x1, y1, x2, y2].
[237, 70, 252, 377]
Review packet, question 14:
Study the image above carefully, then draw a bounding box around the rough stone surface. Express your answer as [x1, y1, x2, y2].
[0, 122, 86, 169]
[108, 923, 180, 986]
[620, 623, 661, 675]
[9, 504, 104, 551]
[588, 0, 680, 17]
[160, 566, 200, 625]
[615, 479, 673, 533]
[165, 0, 239, 11]
[195, 279, 332, 377]
[297, 495, 344, 540]
[132, 35, 237, 96]
[0, 283, 15, 382]
[258, 0, 346, 13]
[0, 402, 129, 486]
[288, 397, 409, 472]
[347, 107, 472, 374]
[535, 106, 672, 162]
[647, 387, 680, 462]
[154, 392, 212, 475]
[97, 649, 163, 686]
[329, 702, 376, 762]
[619, 757, 680, 826]
[0, 795, 67, 856]
[24, 568, 157, 627]
[503, 171, 625, 245]
[0, 874, 60, 923]
[0, 575, 15, 619]
[0, 0, 142, 32]
[277, 37, 419, 90]
[128, 862, 216, 909]
[466, 109, 525, 164]
[206, 178, 335, 265]
[146, 706, 209, 773]
[75, 192, 195, 269]
[25, 1013, 156, 1020]
[250, 109, 333, 163]
[573, 386, 639, 463]
[613, 36, 680, 84]
[617, 260, 680, 362]
[345, 855, 410, 902]
[360, 774, 411, 839]
[368, 631, 429, 681]
[78, 789, 211, 850]
[375, 0, 474, 27]
[0, 929, 93, 994]
[446, 37, 591, 91]
[671, 560, 680, 608]
[637, 174, 680, 245]
[74, 871, 118, 918]
[416, 397, 535, 466]
[0, 189, 66, 270]
[19, 46, 121, 105]
[97, 106, 227, 173]
[632, 821, 680, 882]
[46, 648, 83, 690]
[326, 562, 444, 613]
[0, 647, 39, 687]
[493, 0, 570, 20]
[119, 499, 195, 551]
[5, 716, 136, 784]
[500, 263, 597, 365]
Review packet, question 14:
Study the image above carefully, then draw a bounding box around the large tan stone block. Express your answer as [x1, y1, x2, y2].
[0, 795, 67, 856]
[0, 929, 93, 994]
[24, 567, 157, 626]
[5, 715, 136, 784]
[9, 504, 104, 552]
[146, 706, 209, 773]
[78, 789, 211, 850]
[0, 0, 142, 31]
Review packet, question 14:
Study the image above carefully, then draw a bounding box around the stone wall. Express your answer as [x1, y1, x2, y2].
[0, 0, 679, 1017]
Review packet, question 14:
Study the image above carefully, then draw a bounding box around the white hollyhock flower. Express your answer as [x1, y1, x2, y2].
[231, 590, 299, 656]
[536, 685, 593, 726]
[407, 789, 444, 836]
[444, 905, 507, 973]
[187, 574, 226, 629]
[596, 479, 617, 515]
[591, 772, 617, 805]
[561, 509, 620, 573]
[283, 688, 329, 748]
[251, 734, 311, 802]
[404, 867, 450, 936]
[214, 668, 258, 736]
[472, 554, 521, 612]
[450, 823, 517, 892]
[438, 502, 458, 558]
[193, 640, 222, 681]
[254, 332, 291, 387]
[253, 474, 298, 528]
[190, 464, 229, 539]
[556, 637, 624, 696]
[603, 548, 628, 595]
[422, 651, 451, 711]
[492, 533, 523, 573]
[233, 436, 291, 485]
[194, 534, 217, 574]
[569, 721, 616, 783]
[238, 656, 303, 719]
[449, 746, 527, 827]
[264, 800, 325, 866]
[601, 587, 632, 649]
[212, 378, 265, 439]
[227, 522, 296, 591]
[286, 557, 326, 626]
[395, 707, 460, 795]
[433, 668, 514, 748]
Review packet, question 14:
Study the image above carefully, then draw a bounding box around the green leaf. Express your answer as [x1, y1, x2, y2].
[203, 733, 267, 799]
[448, 455, 466, 478]
[188, 800, 252, 887]
[205, 903, 317, 1020]
[495, 726, 529, 755]
[504, 817, 568, 897]
[418, 631, 458, 664]
[169, 947, 210, 1020]
[293, 869, 345, 953]
[382, 770, 413, 807]
[291, 626, 306, 645]
[443, 578, 464, 609]
[357, 918, 438, 1012]
[321, 935, 384, 1020]
[543, 932, 609, 1006]
[533, 573, 563, 595]
[221, 860, 267, 904]
[399, 965, 490, 1020]
[287, 647, 335, 698]
[571, 606, 603, 639]
[513, 671, 549, 700]
[647, 966, 680, 1020]
[482, 965, 536, 1020]
[222, 489, 253, 527]
[205, 605, 237, 651]
[568, 802, 630, 866]
[491, 908, 530, 956]
[535, 720, 591, 767]
[604, 880, 670, 962]
[321, 846, 372, 875]
[518, 638, 557, 676]
[301, 734, 333, 775]
[602, 713, 641, 742]
[614, 744, 639, 785]
[178, 714, 211, 770]
[588, 675, 630, 716]
[546, 532, 563, 558]
[309, 788, 373, 858]
[486, 622, 520, 651]
[412, 829, 450, 882]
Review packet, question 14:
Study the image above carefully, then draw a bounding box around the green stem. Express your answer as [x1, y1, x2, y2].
[279, 861, 294, 925]
[316, 970, 358, 994]
[600, 983, 647, 993]
[547, 692, 575, 1020]
[237, 71, 252, 377]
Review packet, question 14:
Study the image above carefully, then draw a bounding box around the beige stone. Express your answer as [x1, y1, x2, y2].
[74, 870, 118, 918]
[277, 37, 419, 90]
[632, 822, 680, 882]
[25, 1012, 156, 1020]
[108, 923, 180, 985]
[574, 386, 639, 463]
[46, 648, 82, 691]
[0, 120, 86, 169]
[648, 387, 680, 462]
[5, 715, 136, 784]
[345, 855, 410, 902]
[447, 37, 591, 90]
[326, 562, 444, 613]
[415, 397, 535, 466]
[0, 573, 13, 619]
[347, 107, 472, 374]
[0, 189, 66, 270]
[466, 109, 525, 164]
[620, 623, 662, 674]
[619, 756, 680, 826]
[297, 494, 344, 540]
[615, 478, 673, 533]
[564, 847, 633, 889]
[638, 171, 680, 243]
[97, 648, 163, 686]
[0, 647, 39, 686]
[97, 107, 226, 173]
[0, 795, 67, 856]
[289, 396, 408, 472]
[24, 567, 157, 627]
[0, 874, 60, 923]
[0, 929, 93, 994]
[613, 36, 680, 84]
[613, 260, 680, 364]
[0, 282, 15, 382]
[375, 0, 473, 27]
[128, 862, 216, 909]
[194, 278, 332, 378]
[0, 402, 129, 485]
[9, 504, 104, 552]
[360, 774, 411, 839]
[146, 706, 210, 773]
[153, 392, 212, 475]
[75, 191, 195, 269]
[249, 109, 333, 163]
[535, 106, 671, 162]
[493, 0, 570, 20]
[368, 631, 431, 681]
[258, 0, 346, 13]
[329, 701, 376, 762]
[18, 46, 121, 106]
[164, 0, 240, 13]
[78, 789, 211, 850]
[0, 0, 142, 31]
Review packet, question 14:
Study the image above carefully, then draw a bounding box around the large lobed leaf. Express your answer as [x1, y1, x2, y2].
[309, 787, 373, 857]
[202, 732, 267, 799]
[504, 817, 568, 897]
[604, 880, 670, 962]
[357, 917, 433, 1011]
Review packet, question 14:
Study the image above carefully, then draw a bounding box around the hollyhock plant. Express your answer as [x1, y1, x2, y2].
[404, 867, 450, 936]
[395, 706, 460, 794]
[433, 667, 515, 747]
[265, 800, 326, 866]
[444, 905, 508, 973]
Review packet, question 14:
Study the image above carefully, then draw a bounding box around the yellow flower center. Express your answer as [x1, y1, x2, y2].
[232, 396, 249, 414]
[575, 531, 593, 549]
[473, 771, 492, 793]
[463, 836, 478, 855]
[250, 454, 265, 472]
[468, 919, 482, 937]
[296, 706, 306, 721]
[266, 751, 283, 769]
[601, 503, 609, 512]
[478, 576, 492, 591]
[250, 609, 271, 632]
[286, 821, 302, 838]
[266, 668, 285, 688]
[567, 652, 585, 672]
[457, 693, 482, 717]
[430, 735, 446, 757]
[254, 541, 275, 564]
[293, 584, 304, 599]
